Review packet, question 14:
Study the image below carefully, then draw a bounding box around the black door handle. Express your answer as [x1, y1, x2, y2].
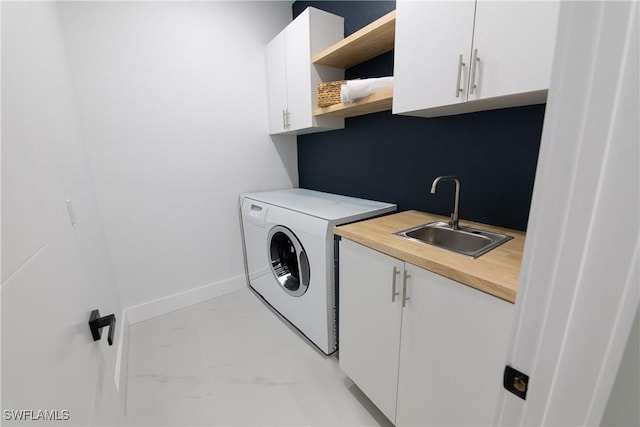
[89, 310, 116, 346]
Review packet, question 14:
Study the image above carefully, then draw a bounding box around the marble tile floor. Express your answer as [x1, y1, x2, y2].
[126, 288, 393, 426]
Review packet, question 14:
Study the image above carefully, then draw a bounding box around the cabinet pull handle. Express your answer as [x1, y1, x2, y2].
[469, 48, 480, 95]
[455, 54, 466, 98]
[391, 266, 401, 302]
[282, 109, 290, 129]
[402, 269, 411, 307]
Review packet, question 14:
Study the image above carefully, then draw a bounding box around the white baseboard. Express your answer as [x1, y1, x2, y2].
[125, 274, 247, 325]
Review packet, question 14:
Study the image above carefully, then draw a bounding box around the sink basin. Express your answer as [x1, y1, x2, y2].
[395, 221, 513, 258]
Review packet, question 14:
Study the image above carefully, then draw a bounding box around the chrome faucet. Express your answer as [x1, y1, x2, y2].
[430, 175, 461, 230]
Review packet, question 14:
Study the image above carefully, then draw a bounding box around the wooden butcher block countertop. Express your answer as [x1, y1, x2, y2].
[334, 210, 525, 303]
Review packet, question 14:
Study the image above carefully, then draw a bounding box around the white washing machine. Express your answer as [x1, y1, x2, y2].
[240, 188, 396, 355]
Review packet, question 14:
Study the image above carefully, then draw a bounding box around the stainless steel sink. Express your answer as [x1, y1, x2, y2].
[395, 221, 513, 258]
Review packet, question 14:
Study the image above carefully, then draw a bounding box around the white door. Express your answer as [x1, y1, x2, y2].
[469, 0, 559, 101]
[393, 0, 475, 114]
[339, 239, 403, 423]
[497, 1, 639, 425]
[1, 3, 124, 425]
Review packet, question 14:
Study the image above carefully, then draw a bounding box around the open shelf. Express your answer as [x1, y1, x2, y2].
[314, 89, 393, 118]
[312, 11, 396, 69]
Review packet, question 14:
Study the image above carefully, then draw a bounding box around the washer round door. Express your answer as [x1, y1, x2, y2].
[267, 225, 310, 297]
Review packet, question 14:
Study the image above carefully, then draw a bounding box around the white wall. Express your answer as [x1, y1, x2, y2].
[56, 2, 297, 309]
[601, 307, 640, 427]
[2, 2, 124, 424]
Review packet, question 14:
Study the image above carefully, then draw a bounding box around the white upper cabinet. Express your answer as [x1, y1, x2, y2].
[393, 1, 476, 113]
[266, 32, 288, 133]
[266, 7, 345, 135]
[393, 0, 560, 118]
[470, 0, 560, 101]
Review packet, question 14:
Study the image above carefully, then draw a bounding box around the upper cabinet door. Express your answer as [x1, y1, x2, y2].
[393, 0, 475, 115]
[266, 31, 288, 134]
[284, 12, 313, 132]
[469, 0, 560, 101]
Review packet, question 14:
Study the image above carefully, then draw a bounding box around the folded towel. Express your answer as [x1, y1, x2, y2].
[340, 77, 394, 103]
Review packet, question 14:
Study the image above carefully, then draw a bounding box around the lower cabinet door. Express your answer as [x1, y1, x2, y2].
[339, 239, 404, 423]
[395, 263, 514, 426]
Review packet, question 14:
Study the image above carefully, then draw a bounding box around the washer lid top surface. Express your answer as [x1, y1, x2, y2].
[242, 188, 396, 223]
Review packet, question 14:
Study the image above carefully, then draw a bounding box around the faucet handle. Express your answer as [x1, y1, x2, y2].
[450, 212, 460, 230]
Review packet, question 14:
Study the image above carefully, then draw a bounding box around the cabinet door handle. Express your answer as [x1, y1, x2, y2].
[282, 109, 287, 129]
[285, 109, 290, 129]
[455, 54, 466, 98]
[391, 266, 401, 302]
[469, 48, 480, 95]
[402, 269, 411, 307]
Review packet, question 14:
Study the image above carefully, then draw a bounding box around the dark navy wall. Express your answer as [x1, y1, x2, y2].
[293, 1, 545, 231]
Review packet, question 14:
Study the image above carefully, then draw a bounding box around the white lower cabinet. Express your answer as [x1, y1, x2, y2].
[339, 239, 404, 422]
[339, 238, 514, 425]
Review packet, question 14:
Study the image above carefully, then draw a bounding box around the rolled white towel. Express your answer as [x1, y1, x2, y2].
[340, 77, 394, 103]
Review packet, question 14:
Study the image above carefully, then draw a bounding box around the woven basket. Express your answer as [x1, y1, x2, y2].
[317, 80, 345, 108]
